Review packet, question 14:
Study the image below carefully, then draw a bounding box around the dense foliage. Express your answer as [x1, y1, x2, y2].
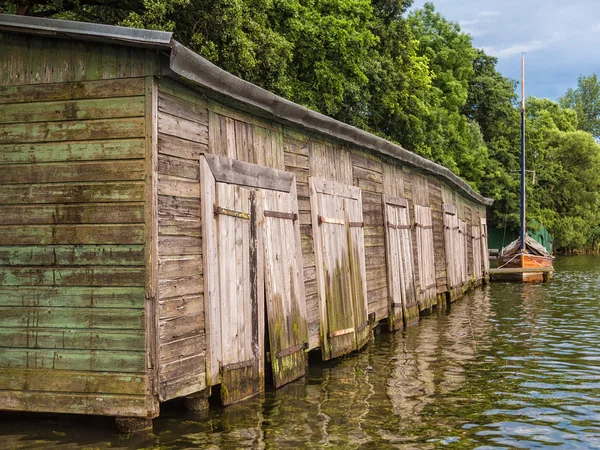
[4, 0, 600, 252]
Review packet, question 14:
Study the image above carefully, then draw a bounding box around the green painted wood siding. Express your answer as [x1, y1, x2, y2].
[0, 32, 160, 86]
[0, 34, 157, 417]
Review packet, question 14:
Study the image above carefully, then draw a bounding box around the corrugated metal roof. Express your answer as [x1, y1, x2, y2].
[0, 13, 493, 206]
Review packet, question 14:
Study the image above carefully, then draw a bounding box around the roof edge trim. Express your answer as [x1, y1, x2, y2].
[0, 14, 172, 48]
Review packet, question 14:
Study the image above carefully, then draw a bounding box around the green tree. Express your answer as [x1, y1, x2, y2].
[559, 73, 600, 139]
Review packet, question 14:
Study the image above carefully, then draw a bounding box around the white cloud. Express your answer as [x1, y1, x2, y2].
[482, 40, 547, 58]
[478, 10, 501, 17]
[459, 19, 481, 27]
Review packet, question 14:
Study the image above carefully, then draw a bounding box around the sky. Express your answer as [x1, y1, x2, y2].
[411, 0, 600, 101]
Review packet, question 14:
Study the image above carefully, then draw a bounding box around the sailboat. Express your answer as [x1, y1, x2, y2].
[497, 57, 554, 282]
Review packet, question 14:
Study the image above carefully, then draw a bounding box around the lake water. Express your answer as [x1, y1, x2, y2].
[1, 256, 600, 449]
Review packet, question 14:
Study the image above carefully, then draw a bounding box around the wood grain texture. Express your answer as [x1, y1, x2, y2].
[262, 183, 308, 387]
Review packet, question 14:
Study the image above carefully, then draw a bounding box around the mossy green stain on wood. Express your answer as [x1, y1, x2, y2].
[0, 306, 145, 329]
[0, 267, 145, 287]
[0, 96, 145, 124]
[0, 245, 145, 266]
[0, 139, 146, 165]
[0, 183, 145, 204]
[0, 160, 146, 184]
[0, 286, 145, 308]
[0, 348, 146, 373]
[0, 368, 146, 395]
[0, 117, 145, 144]
[0, 328, 145, 351]
[0, 78, 145, 104]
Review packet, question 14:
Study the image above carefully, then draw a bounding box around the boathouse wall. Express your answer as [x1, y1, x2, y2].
[0, 15, 491, 422]
[0, 31, 160, 417]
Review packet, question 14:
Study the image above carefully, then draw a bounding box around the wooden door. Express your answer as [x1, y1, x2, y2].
[202, 168, 263, 405]
[262, 186, 308, 388]
[458, 219, 468, 286]
[444, 204, 458, 291]
[415, 205, 436, 309]
[202, 154, 307, 402]
[310, 178, 369, 360]
[345, 192, 370, 350]
[480, 217, 490, 277]
[383, 196, 417, 330]
[472, 224, 483, 281]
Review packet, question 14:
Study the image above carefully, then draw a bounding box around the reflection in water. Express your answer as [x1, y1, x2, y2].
[1, 256, 600, 449]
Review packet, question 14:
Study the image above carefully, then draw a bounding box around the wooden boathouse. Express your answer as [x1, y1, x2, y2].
[0, 15, 492, 429]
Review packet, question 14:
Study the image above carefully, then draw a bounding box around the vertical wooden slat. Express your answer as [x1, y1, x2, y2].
[28, 37, 43, 85]
[144, 76, 159, 414]
[200, 157, 220, 385]
[102, 45, 117, 79]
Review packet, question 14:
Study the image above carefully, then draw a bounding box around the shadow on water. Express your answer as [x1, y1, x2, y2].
[2, 256, 600, 449]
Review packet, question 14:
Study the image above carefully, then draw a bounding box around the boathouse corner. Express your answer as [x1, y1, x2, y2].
[0, 14, 493, 428]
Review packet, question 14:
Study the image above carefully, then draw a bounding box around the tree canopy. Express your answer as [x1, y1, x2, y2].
[3, 0, 600, 252]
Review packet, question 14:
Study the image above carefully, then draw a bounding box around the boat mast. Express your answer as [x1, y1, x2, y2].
[520, 56, 526, 253]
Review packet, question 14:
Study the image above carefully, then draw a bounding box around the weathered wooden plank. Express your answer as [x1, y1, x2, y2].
[0, 97, 144, 124]
[0, 203, 144, 225]
[27, 37, 44, 84]
[353, 165, 383, 184]
[158, 275, 203, 299]
[158, 154, 199, 180]
[0, 390, 148, 417]
[158, 133, 207, 160]
[71, 41, 87, 82]
[4, 35, 28, 85]
[158, 236, 202, 256]
[0, 267, 144, 287]
[0, 245, 144, 266]
[0, 306, 144, 329]
[159, 339, 205, 383]
[158, 91, 208, 125]
[199, 157, 220, 385]
[158, 111, 208, 144]
[159, 256, 202, 279]
[284, 136, 309, 156]
[0, 78, 146, 104]
[0, 348, 145, 373]
[310, 143, 353, 185]
[159, 354, 205, 382]
[0, 224, 144, 245]
[158, 195, 201, 218]
[0, 160, 145, 185]
[101, 45, 117, 80]
[351, 152, 383, 173]
[0, 328, 144, 351]
[0, 182, 144, 204]
[158, 314, 204, 344]
[0, 139, 146, 165]
[157, 77, 211, 111]
[159, 294, 203, 320]
[159, 216, 201, 237]
[0, 118, 145, 144]
[0, 286, 145, 308]
[158, 370, 206, 402]
[0, 368, 145, 395]
[310, 177, 360, 200]
[262, 185, 308, 387]
[158, 175, 200, 198]
[204, 153, 294, 193]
